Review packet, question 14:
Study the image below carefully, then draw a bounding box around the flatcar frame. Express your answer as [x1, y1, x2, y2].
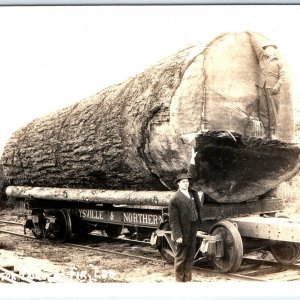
[5, 185, 300, 273]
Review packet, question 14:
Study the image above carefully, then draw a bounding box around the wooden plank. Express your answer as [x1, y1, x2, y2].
[230, 216, 300, 242]
[202, 197, 284, 220]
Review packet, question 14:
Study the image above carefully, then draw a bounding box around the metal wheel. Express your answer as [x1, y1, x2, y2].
[156, 223, 176, 264]
[53, 209, 72, 242]
[210, 220, 243, 273]
[270, 241, 300, 265]
[104, 224, 122, 238]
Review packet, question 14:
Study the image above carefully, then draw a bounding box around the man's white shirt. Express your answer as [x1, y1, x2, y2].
[180, 188, 191, 199]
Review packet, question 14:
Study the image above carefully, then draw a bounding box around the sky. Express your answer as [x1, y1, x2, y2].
[0, 5, 300, 154]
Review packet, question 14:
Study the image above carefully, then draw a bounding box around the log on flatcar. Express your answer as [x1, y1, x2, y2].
[2, 31, 300, 274]
[2, 31, 300, 203]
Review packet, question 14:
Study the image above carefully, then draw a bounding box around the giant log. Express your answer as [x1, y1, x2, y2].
[2, 31, 300, 203]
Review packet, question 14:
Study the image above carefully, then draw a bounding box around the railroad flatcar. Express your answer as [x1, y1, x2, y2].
[5, 183, 300, 273]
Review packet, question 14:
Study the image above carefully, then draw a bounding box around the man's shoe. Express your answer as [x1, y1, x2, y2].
[261, 133, 269, 139]
[270, 134, 278, 140]
[269, 130, 278, 140]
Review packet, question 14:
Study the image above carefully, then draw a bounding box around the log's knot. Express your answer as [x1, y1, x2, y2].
[152, 196, 159, 205]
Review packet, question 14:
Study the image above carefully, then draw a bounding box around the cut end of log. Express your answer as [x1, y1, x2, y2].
[192, 131, 300, 203]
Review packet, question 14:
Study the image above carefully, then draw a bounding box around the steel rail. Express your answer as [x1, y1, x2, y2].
[0, 229, 269, 281]
[0, 220, 24, 226]
[65, 242, 165, 264]
[0, 219, 152, 247]
[89, 232, 152, 246]
[193, 265, 266, 282]
[0, 219, 152, 246]
[0, 229, 36, 239]
[0, 229, 165, 263]
[243, 257, 300, 269]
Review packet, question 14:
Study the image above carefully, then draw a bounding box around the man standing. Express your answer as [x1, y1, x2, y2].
[249, 32, 286, 140]
[168, 151, 202, 282]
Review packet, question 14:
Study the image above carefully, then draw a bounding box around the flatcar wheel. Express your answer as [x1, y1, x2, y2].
[157, 235, 175, 264]
[270, 241, 300, 265]
[210, 220, 243, 273]
[104, 224, 122, 238]
[53, 209, 72, 243]
[156, 224, 175, 264]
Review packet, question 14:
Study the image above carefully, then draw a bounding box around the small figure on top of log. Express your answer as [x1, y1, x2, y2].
[248, 31, 286, 140]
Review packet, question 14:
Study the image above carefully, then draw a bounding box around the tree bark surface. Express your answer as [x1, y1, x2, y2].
[2, 31, 299, 203]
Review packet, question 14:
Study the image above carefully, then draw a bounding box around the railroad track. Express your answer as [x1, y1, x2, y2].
[236, 257, 300, 281]
[1, 220, 300, 282]
[0, 221, 165, 264]
[193, 257, 300, 282]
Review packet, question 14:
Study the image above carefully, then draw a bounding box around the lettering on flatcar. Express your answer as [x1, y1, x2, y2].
[79, 209, 163, 226]
[123, 212, 163, 225]
[110, 212, 114, 221]
[79, 209, 104, 220]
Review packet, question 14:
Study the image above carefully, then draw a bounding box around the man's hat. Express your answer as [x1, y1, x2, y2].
[175, 173, 192, 183]
[262, 43, 277, 50]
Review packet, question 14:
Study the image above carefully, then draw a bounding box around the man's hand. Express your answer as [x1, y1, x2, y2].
[271, 85, 280, 95]
[190, 148, 197, 165]
[176, 237, 183, 244]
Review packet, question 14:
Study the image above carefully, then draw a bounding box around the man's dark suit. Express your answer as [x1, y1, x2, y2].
[168, 188, 202, 282]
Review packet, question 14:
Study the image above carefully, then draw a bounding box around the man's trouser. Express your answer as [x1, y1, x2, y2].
[174, 222, 198, 282]
[258, 86, 281, 133]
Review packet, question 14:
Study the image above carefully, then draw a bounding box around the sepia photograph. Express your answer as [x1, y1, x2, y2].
[0, 3, 300, 297]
